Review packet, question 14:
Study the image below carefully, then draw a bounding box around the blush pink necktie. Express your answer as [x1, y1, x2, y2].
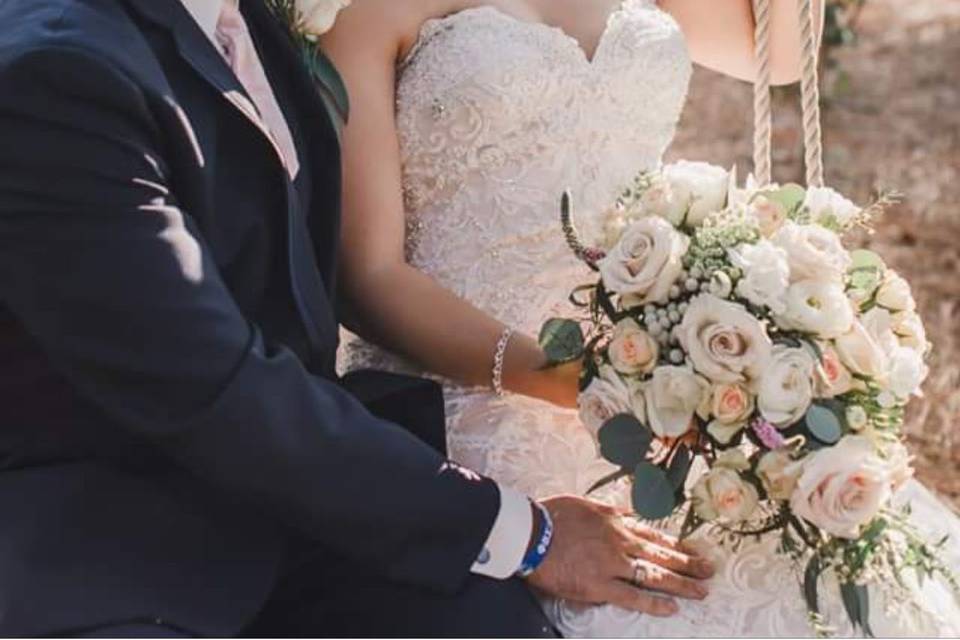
[215, 2, 301, 180]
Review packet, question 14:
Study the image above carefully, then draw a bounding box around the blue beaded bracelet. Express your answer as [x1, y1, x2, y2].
[517, 502, 554, 578]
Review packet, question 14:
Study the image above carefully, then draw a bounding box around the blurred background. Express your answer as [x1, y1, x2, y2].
[669, 0, 960, 509]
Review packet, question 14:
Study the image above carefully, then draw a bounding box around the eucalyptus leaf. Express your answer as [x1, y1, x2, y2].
[631, 462, 677, 520]
[599, 414, 652, 468]
[762, 183, 806, 215]
[538, 318, 585, 365]
[850, 249, 887, 272]
[805, 403, 844, 444]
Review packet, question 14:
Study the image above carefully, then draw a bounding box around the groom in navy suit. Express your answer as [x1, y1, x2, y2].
[0, 0, 712, 636]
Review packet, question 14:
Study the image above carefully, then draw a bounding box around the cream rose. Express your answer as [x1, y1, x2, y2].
[876, 271, 916, 312]
[296, 0, 352, 38]
[692, 453, 759, 522]
[772, 222, 852, 284]
[803, 186, 860, 228]
[790, 435, 900, 538]
[705, 383, 754, 444]
[757, 449, 803, 501]
[775, 280, 855, 339]
[757, 345, 816, 428]
[748, 195, 789, 237]
[834, 312, 894, 381]
[661, 161, 729, 227]
[892, 310, 928, 353]
[608, 319, 659, 375]
[676, 294, 773, 384]
[598, 217, 689, 304]
[814, 344, 854, 398]
[887, 345, 928, 399]
[636, 177, 684, 226]
[728, 240, 791, 314]
[578, 366, 639, 437]
[642, 366, 709, 438]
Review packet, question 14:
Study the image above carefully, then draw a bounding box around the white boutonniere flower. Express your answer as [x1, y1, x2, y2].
[268, 0, 352, 41]
[294, 0, 351, 39]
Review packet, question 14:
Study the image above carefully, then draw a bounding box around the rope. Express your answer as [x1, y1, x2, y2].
[752, 0, 825, 187]
[751, 0, 773, 187]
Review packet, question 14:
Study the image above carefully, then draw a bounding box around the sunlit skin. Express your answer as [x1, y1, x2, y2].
[322, 0, 824, 411]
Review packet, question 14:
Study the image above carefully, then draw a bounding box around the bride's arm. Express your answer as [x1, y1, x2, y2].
[320, 2, 579, 408]
[659, 0, 824, 85]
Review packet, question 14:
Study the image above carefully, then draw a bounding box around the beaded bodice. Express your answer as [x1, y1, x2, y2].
[342, 0, 692, 379]
[396, 0, 691, 334]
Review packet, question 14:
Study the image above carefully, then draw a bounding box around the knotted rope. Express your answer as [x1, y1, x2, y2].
[752, 0, 824, 187]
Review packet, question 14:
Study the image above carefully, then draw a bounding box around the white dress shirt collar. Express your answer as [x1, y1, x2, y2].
[178, 0, 238, 41]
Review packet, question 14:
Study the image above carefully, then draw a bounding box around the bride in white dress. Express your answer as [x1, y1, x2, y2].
[322, 0, 960, 635]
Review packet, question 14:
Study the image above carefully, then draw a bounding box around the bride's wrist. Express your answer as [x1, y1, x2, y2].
[499, 335, 580, 408]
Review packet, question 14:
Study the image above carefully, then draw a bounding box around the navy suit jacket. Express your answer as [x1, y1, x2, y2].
[0, 0, 500, 635]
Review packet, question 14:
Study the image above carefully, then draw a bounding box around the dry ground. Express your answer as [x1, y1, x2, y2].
[668, 0, 960, 509]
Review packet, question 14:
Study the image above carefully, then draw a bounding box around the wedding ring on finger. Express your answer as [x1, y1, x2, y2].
[631, 559, 649, 587]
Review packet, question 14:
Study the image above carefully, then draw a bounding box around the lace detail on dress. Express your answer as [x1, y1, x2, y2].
[340, 0, 691, 487]
[338, 2, 960, 635]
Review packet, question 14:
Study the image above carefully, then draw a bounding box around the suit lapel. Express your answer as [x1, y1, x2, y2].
[124, 0, 293, 175]
[123, 0, 340, 361]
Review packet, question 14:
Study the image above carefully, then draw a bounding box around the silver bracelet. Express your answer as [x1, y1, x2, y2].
[491, 327, 515, 397]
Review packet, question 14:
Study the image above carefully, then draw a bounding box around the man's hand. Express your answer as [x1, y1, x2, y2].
[525, 496, 714, 616]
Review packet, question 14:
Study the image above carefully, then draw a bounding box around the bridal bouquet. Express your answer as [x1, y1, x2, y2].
[542, 161, 957, 634]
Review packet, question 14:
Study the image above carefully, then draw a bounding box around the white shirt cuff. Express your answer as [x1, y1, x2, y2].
[470, 484, 533, 579]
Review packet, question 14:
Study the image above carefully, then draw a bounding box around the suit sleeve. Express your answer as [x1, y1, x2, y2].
[0, 46, 499, 592]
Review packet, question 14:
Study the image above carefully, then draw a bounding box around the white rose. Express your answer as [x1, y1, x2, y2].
[791, 435, 899, 538]
[803, 186, 860, 228]
[891, 310, 928, 353]
[705, 383, 755, 444]
[296, 0, 352, 37]
[636, 178, 684, 226]
[775, 280, 855, 339]
[885, 441, 915, 491]
[598, 217, 690, 304]
[887, 345, 928, 399]
[692, 466, 759, 522]
[643, 366, 709, 438]
[676, 294, 773, 384]
[834, 311, 894, 380]
[578, 366, 637, 437]
[728, 240, 791, 314]
[772, 222, 852, 284]
[661, 161, 729, 226]
[876, 271, 916, 312]
[748, 195, 789, 237]
[814, 344, 854, 398]
[757, 345, 815, 428]
[757, 450, 803, 501]
[608, 319, 659, 375]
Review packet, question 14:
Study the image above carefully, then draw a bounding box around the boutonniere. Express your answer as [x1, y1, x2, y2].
[266, 0, 352, 42]
[266, 0, 351, 122]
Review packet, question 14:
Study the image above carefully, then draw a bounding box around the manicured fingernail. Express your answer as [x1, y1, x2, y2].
[696, 559, 715, 577]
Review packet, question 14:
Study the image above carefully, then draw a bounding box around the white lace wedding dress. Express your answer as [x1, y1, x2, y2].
[339, 0, 960, 635]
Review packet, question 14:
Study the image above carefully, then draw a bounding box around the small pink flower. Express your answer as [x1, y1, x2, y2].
[752, 417, 785, 450]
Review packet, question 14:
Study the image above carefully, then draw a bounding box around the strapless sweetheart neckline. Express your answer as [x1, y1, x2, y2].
[401, 0, 637, 68]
